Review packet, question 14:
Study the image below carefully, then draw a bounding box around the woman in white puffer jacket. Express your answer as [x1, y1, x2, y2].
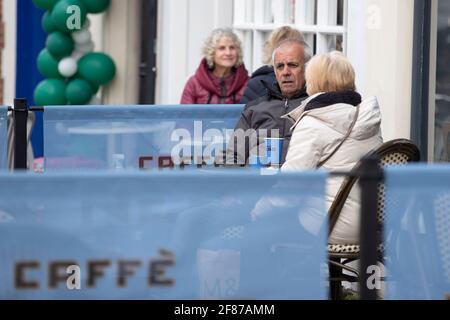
[281, 51, 383, 245]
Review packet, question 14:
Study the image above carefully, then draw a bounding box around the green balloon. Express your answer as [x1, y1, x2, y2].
[89, 82, 99, 94]
[37, 49, 63, 79]
[42, 11, 57, 33]
[32, 0, 58, 10]
[66, 79, 93, 105]
[51, 0, 87, 33]
[80, 0, 110, 13]
[46, 31, 74, 59]
[78, 53, 116, 86]
[34, 79, 67, 106]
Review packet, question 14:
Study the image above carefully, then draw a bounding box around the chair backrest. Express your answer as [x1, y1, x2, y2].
[328, 138, 420, 236]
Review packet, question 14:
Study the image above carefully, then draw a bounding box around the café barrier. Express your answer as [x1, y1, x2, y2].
[0, 106, 7, 169]
[8, 101, 450, 300]
[43, 105, 243, 171]
[384, 165, 450, 299]
[0, 170, 328, 299]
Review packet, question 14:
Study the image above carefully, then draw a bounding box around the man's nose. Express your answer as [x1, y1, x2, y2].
[281, 66, 291, 76]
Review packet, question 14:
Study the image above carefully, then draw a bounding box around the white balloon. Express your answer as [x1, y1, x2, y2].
[76, 41, 95, 54]
[58, 57, 78, 78]
[72, 30, 92, 45]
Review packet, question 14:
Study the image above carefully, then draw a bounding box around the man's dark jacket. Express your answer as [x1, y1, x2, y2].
[225, 82, 308, 165]
[239, 65, 276, 104]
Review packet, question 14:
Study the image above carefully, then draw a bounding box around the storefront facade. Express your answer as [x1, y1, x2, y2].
[2, 0, 448, 162]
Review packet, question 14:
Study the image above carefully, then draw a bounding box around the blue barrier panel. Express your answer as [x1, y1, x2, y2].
[43, 105, 243, 171]
[384, 165, 450, 299]
[0, 106, 7, 169]
[0, 170, 328, 299]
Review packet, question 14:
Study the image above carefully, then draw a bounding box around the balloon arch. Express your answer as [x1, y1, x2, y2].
[33, 0, 116, 105]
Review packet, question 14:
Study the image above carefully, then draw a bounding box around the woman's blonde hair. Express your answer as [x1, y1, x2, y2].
[305, 51, 356, 96]
[202, 28, 244, 69]
[263, 26, 305, 65]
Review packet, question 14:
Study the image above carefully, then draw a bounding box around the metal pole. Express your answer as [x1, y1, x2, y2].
[13, 98, 28, 170]
[410, 0, 431, 160]
[359, 154, 383, 300]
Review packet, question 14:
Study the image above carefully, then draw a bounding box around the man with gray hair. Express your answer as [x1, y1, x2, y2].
[224, 39, 311, 166]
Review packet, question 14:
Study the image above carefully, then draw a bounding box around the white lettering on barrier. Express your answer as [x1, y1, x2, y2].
[169, 121, 281, 167]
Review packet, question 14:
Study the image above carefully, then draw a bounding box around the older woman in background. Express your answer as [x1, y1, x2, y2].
[180, 28, 249, 104]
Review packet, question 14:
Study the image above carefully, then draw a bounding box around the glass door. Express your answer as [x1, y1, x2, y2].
[434, 0, 450, 162]
[139, 0, 158, 104]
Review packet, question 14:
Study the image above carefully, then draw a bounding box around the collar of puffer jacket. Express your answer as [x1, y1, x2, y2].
[282, 91, 382, 141]
[283, 91, 361, 124]
[304, 91, 361, 111]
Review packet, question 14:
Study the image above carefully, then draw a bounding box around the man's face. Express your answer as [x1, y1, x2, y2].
[274, 43, 306, 98]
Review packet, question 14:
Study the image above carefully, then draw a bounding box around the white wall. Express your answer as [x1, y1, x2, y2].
[87, 8, 104, 102]
[102, 0, 141, 105]
[89, 12, 104, 52]
[158, 0, 233, 104]
[349, 0, 414, 141]
[346, 0, 366, 94]
[2, 0, 16, 106]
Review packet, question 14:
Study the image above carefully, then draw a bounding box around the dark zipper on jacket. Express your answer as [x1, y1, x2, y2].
[219, 77, 226, 104]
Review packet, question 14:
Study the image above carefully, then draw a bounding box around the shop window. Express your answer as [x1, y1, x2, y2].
[233, 0, 347, 72]
[434, 1, 450, 162]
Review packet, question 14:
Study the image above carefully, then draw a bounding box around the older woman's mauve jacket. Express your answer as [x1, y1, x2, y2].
[180, 59, 249, 104]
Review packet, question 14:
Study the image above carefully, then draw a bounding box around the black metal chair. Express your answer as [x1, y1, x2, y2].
[328, 138, 420, 299]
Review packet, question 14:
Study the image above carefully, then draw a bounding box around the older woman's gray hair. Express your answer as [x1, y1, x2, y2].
[202, 28, 244, 68]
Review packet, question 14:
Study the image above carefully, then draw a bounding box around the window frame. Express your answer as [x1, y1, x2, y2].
[232, 0, 348, 72]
